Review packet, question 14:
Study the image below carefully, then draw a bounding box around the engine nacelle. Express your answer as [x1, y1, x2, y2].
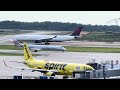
[35, 40, 41, 43]
[44, 72, 55, 76]
[35, 50, 37, 52]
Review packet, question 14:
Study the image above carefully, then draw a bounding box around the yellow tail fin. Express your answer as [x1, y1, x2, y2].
[23, 42, 33, 60]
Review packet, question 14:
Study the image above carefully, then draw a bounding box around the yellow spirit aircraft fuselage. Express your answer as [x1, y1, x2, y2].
[24, 60, 94, 75]
[23, 42, 94, 76]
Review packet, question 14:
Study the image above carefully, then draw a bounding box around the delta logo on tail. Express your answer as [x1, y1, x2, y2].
[70, 27, 82, 36]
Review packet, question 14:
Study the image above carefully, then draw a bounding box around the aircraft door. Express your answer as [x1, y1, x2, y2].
[76, 66, 80, 71]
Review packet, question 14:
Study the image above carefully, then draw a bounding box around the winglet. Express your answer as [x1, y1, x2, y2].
[3, 60, 8, 67]
[3, 60, 24, 69]
[3, 60, 13, 68]
[53, 35, 57, 38]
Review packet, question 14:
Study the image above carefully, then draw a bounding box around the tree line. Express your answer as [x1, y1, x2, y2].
[0, 20, 120, 32]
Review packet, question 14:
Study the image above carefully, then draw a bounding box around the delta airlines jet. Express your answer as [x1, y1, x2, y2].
[13, 27, 82, 45]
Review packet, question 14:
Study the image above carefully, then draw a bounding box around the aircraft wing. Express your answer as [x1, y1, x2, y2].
[3, 60, 59, 74]
[9, 61, 24, 63]
[23, 68, 59, 74]
[36, 35, 57, 41]
[10, 66, 59, 73]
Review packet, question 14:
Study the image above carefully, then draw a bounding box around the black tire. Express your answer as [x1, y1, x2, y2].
[45, 42, 49, 45]
[63, 76, 69, 79]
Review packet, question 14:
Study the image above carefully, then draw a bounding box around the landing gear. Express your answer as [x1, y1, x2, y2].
[45, 42, 49, 45]
[63, 75, 69, 79]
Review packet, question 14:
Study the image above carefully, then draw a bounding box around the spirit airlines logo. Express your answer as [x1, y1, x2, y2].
[45, 63, 67, 70]
[24, 44, 30, 59]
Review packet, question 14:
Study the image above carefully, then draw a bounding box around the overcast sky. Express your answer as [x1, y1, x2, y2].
[0, 11, 120, 25]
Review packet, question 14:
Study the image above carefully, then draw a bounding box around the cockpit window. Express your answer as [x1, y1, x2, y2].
[84, 66, 94, 71]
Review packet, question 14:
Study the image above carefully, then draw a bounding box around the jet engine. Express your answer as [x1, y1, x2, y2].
[44, 72, 55, 76]
[34, 50, 37, 52]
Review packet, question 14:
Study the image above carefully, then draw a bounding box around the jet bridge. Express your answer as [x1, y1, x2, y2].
[72, 62, 120, 79]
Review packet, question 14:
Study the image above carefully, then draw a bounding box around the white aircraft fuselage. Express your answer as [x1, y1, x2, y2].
[28, 44, 67, 51]
[13, 27, 82, 44]
[14, 35, 78, 42]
